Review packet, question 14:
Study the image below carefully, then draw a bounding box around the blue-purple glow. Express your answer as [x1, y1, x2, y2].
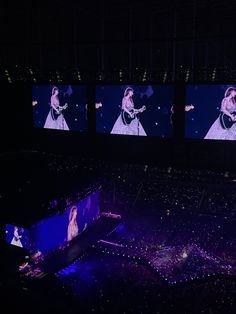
[6, 190, 100, 257]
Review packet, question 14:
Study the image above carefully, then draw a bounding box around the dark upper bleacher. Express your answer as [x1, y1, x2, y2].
[0, 150, 100, 227]
[1, 149, 236, 226]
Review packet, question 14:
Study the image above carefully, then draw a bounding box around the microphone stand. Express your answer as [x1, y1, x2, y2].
[62, 108, 65, 130]
[137, 115, 140, 136]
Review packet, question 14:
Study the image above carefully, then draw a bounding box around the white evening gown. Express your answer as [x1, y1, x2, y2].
[111, 114, 147, 136]
[204, 101, 236, 140]
[110, 98, 147, 136]
[44, 109, 69, 130]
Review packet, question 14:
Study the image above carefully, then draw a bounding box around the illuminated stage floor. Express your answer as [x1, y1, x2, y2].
[49, 205, 236, 313]
[95, 241, 233, 284]
[55, 248, 236, 314]
[148, 244, 232, 284]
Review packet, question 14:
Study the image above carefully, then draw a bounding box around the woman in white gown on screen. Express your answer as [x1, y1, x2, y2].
[204, 87, 236, 140]
[110, 87, 147, 136]
[67, 206, 79, 242]
[11, 226, 23, 248]
[44, 86, 69, 130]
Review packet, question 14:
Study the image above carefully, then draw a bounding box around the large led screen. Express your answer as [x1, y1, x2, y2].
[6, 190, 100, 257]
[185, 84, 236, 140]
[6, 225, 31, 250]
[96, 85, 174, 137]
[32, 85, 88, 132]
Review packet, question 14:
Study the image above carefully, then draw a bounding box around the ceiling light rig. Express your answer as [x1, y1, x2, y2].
[0, 66, 235, 83]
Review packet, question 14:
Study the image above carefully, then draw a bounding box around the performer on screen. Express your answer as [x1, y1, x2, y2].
[110, 87, 147, 136]
[11, 226, 23, 248]
[44, 86, 69, 130]
[67, 206, 79, 241]
[204, 87, 236, 140]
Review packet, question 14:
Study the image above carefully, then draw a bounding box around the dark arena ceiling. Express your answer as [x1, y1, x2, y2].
[1, 0, 236, 81]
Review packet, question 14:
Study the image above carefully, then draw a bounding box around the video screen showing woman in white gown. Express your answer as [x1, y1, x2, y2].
[6, 225, 30, 249]
[32, 85, 88, 132]
[96, 85, 174, 137]
[185, 84, 236, 140]
[5, 190, 100, 258]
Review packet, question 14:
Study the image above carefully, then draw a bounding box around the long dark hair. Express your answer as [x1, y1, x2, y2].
[224, 87, 236, 97]
[52, 86, 59, 96]
[124, 87, 134, 103]
[124, 87, 134, 97]
[69, 206, 77, 223]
